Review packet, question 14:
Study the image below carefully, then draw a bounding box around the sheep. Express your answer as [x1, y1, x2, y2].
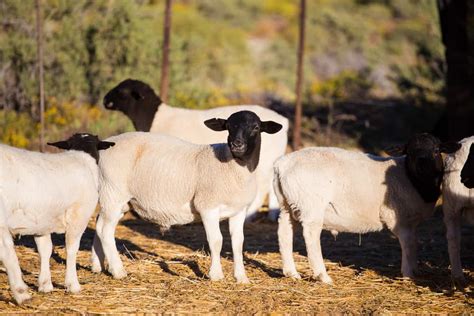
[103, 79, 289, 220]
[441, 136, 474, 287]
[273, 133, 460, 283]
[0, 134, 114, 304]
[91, 111, 282, 283]
[460, 142, 474, 188]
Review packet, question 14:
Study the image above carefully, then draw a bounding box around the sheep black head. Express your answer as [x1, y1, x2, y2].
[461, 144, 474, 189]
[103, 79, 162, 132]
[204, 110, 282, 163]
[385, 133, 461, 202]
[48, 133, 115, 163]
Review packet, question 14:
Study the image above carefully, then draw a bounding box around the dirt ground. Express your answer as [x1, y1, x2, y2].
[0, 209, 473, 314]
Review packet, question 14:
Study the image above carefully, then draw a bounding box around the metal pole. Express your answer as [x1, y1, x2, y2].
[160, 0, 172, 103]
[35, 0, 45, 152]
[293, 0, 306, 150]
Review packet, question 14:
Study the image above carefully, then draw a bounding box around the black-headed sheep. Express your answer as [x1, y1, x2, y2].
[273, 134, 459, 283]
[91, 111, 282, 283]
[442, 136, 473, 287]
[0, 134, 114, 304]
[103, 79, 289, 220]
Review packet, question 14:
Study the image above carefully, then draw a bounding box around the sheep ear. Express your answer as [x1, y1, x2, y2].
[384, 144, 406, 157]
[97, 141, 115, 150]
[261, 121, 282, 134]
[204, 118, 227, 131]
[47, 141, 71, 150]
[440, 141, 461, 154]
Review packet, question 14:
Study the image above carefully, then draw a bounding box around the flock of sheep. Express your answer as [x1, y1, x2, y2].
[1, 78, 474, 305]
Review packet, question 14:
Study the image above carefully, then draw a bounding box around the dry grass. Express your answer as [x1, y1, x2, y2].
[0, 209, 473, 314]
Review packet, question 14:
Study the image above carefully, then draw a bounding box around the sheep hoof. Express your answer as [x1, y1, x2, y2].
[38, 281, 53, 293]
[319, 274, 333, 284]
[283, 270, 301, 279]
[401, 271, 416, 280]
[13, 285, 32, 305]
[90, 261, 103, 273]
[453, 275, 468, 290]
[66, 282, 81, 294]
[209, 270, 224, 281]
[110, 267, 127, 279]
[235, 275, 250, 284]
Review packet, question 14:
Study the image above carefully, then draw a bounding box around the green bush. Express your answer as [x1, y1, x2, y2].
[0, 100, 132, 149]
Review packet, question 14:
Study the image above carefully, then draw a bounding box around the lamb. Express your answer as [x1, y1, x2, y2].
[103, 79, 289, 220]
[441, 136, 474, 287]
[0, 134, 114, 304]
[273, 134, 460, 283]
[91, 111, 282, 283]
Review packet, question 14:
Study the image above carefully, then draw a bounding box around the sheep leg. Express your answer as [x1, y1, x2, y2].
[64, 229, 83, 293]
[229, 210, 249, 283]
[302, 221, 332, 284]
[95, 211, 127, 279]
[0, 197, 30, 304]
[273, 175, 301, 279]
[34, 234, 53, 292]
[278, 207, 301, 279]
[92, 203, 129, 273]
[267, 180, 281, 222]
[444, 211, 466, 287]
[91, 232, 105, 273]
[0, 227, 31, 304]
[201, 209, 224, 281]
[395, 225, 418, 278]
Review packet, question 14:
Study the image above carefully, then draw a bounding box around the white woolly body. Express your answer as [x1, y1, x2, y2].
[99, 132, 256, 227]
[442, 136, 474, 284]
[0, 143, 100, 303]
[94, 131, 257, 282]
[443, 136, 474, 211]
[274, 147, 436, 282]
[149, 104, 289, 217]
[0, 145, 99, 236]
[275, 147, 434, 232]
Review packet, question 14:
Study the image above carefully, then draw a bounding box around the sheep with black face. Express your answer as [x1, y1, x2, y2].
[460, 143, 474, 188]
[103, 79, 289, 220]
[273, 133, 459, 283]
[0, 134, 114, 304]
[92, 111, 282, 283]
[442, 136, 474, 287]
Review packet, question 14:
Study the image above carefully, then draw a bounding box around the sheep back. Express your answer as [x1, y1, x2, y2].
[0, 144, 99, 236]
[274, 147, 435, 233]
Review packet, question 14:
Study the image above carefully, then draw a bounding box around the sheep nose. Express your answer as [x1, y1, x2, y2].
[105, 101, 114, 108]
[232, 139, 244, 148]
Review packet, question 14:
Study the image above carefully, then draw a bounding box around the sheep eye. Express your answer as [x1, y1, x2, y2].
[253, 125, 260, 131]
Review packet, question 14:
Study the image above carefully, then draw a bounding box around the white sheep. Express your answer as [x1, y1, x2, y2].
[91, 111, 282, 283]
[273, 134, 460, 283]
[441, 136, 473, 287]
[103, 79, 289, 220]
[0, 134, 114, 304]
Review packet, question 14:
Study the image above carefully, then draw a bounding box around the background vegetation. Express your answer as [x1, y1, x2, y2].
[0, 0, 445, 150]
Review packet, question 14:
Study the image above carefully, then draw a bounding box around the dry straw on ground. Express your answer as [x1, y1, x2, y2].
[0, 209, 473, 314]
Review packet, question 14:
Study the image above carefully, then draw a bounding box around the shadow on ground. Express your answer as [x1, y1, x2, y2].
[112, 208, 474, 294]
[12, 205, 473, 295]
